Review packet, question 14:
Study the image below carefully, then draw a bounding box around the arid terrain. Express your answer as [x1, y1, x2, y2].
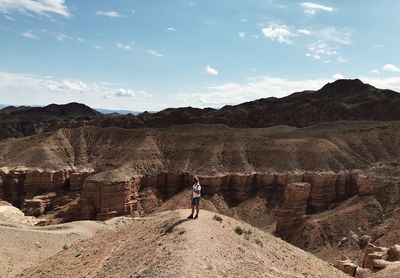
[1, 79, 400, 277]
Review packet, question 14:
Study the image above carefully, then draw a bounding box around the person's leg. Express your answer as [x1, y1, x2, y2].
[188, 198, 194, 219]
[194, 198, 200, 219]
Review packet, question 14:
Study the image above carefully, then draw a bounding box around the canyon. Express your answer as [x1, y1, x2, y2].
[1, 79, 400, 277]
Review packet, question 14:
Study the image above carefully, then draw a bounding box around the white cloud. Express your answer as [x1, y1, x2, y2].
[205, 65, 219, 76]
[319, 27, 351, 45]
[96, 11, 123, 18]
[56, 32, 69, 41]
[0, 0, 69, 17]
[262, 23, 295, 45]
[332, 73, 344, 80]
[370, 69, 380, 74]
[21, 31, 39, 39]
[238, 32, 246, 39]
[306, 53, 320, 60]
[0, 71, 154, 111]
[306, 41, 337, 61]
[338, 57, 347, 63]
[240, 18, 247, 22]
[300, 2, 334, 15]
[145, 49, 164, 57]
[382, 64, 400, 73]
[117, 42, 134, 50]
[114, 88, 135, 97]
[62, 79, 89, 92]
[297, 29, 311, 35]
[167, 27, 176, 32]
[93, 45, 102, 50]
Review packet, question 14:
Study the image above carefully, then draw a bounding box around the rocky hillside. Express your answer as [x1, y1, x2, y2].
[0, 102, 100, 139]
[141, 79, 400, 128]
[19, 209, 347, 278]
[1, 79, 400, 139]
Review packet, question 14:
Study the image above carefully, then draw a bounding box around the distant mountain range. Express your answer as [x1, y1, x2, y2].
[0, 104, 141, 116]
[1, 79, 400, 139]
[94, 108, 143, 115]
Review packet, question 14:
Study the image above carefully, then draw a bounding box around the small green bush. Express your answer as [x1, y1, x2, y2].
[234, 226, 244, 235]
[213, 215, 223, 222]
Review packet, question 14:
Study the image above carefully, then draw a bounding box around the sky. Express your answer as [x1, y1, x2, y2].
[0, 0, 400, 111]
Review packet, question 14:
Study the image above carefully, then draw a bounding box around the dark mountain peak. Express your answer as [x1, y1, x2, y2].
[40, 102, 100, 117]
[318, 79, 374, 97]
[0, 105, 31, 115]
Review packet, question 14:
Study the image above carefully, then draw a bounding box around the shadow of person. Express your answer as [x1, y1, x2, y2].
[160, 218, 190, 235]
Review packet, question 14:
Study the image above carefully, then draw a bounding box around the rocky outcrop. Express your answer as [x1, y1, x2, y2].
[70, 170, 94, 191]
[0, 167, 392, 227]
[362, 243, 389, 271]
[22, 192, 56, 217]
[335, 255, 358, 276]
[79, 176, 140, 220]
[388, 245, 400, 261]
[0, 170, 26, 207]
[24, 170, 70, 197]
[275, 182, 311, 234]
[0, 168, 92, 220]
[336, 243, 400, 277]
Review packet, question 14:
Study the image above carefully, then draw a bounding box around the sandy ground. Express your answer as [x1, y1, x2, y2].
[0, 204, 122, 277]
[19, 209, 348, 278]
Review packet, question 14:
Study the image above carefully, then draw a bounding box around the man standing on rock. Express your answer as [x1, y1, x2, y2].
[188, 176, 201, 219]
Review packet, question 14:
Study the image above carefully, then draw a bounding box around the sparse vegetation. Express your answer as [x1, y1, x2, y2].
[234, 226, 244, 235]
[75, 251, 82, 258]
[234, 226, 252, 240]
[213, 214, 223, 222]
[254, 238, 263, 247]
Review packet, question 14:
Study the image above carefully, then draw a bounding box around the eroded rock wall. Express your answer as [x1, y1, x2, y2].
[275, 182, 311, 233]
[0, 168, 92, 219]
[0, 167, 390, 224]
[79, 177, 140, 220]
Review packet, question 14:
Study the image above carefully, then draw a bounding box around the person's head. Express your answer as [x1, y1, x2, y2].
[193, 176, 199, 184]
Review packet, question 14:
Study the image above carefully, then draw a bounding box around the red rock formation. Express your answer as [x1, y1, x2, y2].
[362, 243, 389, 271]
[335, 255, 358, 276]
[70, 170, 94, 191]
[24, 170, 70, 197]
[79, 176, 140, 220]
[0, 170, 25, 207]
[275, 182, 311, 234]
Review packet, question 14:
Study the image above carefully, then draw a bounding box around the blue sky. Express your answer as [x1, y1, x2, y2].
[0, 0, 400, 111]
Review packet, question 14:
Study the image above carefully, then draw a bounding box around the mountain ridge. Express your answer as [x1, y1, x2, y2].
[1, 79, 400, 140]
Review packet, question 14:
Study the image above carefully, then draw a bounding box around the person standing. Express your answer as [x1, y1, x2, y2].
[188, 176, 201, 219]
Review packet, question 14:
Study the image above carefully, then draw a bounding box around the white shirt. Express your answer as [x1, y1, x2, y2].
[192, 182, 201, 198]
